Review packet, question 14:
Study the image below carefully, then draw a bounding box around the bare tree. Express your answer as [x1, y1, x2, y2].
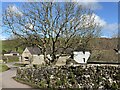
[3, 2, 101, 65]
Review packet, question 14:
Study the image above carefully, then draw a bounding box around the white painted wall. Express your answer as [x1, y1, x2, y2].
[4, 53, 19, 56]
[4, 53, 13, 56]
[118, 50, 120, 54]
[21, 48, 32, 62]
[73, 51, 90, 64]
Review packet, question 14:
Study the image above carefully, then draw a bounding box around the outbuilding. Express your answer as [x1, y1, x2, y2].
[73, 49, 91, 64]
[4, 50, 19, 56]
[20, 47, 45, 65]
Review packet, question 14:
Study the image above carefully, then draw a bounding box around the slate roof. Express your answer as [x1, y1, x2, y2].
[26, 47, 42, 55]
[6, 50, 19, 54]
[74, 47, 91, 52]
[56, 48, 74, 55]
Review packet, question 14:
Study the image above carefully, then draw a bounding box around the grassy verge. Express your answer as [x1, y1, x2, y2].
[7, 59, 19, 63]
[14, 63, 28, 67]
[13, 77, 38, 88]
[0, 64, 9, 72]
[2, 56, 19, 63]
[7, 56, 19, 63]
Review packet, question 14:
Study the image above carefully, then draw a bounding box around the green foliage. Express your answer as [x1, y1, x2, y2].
[2, 50, 7, 55]
[111, 82, 118, 90]
[2, 39, 24, 54]
[56, 78, 62, 87]
[6, 56, 19, 63]
[37, 80, 47, 88]
[14, 63, 26, 67]
[0, 64, 9, 72]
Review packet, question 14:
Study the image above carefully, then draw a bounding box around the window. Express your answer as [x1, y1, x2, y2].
[13, 54, 17, 56]
[25, 57, 29, 59]
[83, 58, 85, 62]
[71, 54, 74, 59]
[24, 57, 29, 61]
[83, 51, 85, 54]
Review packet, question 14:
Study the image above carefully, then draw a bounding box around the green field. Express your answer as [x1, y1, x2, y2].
[7, 56, 19, 63]
[2, 39, 24, 54]
[0, 64, 9, 72]
[2, 56, 19, 63]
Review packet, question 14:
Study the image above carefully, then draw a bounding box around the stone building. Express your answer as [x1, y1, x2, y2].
[20, 47, 45, 65]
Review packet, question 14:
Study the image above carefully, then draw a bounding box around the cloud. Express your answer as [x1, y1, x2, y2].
[101, 23, 118, 37]
[85, 14, 118, 37]
[103, 23, 118, 31]
[7, 5, 23, 17]
[79, 13, 118, 37]
[92, 14, 106, 27]
[0, 35, 7, 40]
[79, 13, 106, 28]
[72, 0, 102, 10]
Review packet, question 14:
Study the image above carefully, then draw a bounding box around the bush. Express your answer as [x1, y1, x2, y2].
[111, 82, 118, 90]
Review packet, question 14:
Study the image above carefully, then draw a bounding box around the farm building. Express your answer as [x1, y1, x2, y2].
[20, 46, 91, 65]
[54, 48, 91, 66]
[73, 50, 91, 64]
[20, 47, 45, 65]
[4, 50, 19, 56]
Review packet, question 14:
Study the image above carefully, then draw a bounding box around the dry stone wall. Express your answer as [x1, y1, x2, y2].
[16, 65, 120, 89]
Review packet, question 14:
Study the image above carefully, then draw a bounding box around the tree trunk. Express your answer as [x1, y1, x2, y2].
[51, 42, 57, 65]
[43, 44, 49, 65]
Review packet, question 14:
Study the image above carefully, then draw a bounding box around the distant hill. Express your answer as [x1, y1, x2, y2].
[89, 38, 118, 50]
[2, 39, 25, 54]
[2, 38, 118, 52]
[88, 38, 118, 62]
[2, 38, 119, 63]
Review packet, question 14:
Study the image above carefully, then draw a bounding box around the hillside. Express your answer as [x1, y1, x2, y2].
[2, 38, 118, 51]
[2, 39, 25, 54]
[2, 38, 119, 62]
[89, 38, 118, 50]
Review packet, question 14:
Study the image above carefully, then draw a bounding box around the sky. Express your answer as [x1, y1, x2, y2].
[0, 0, 119, 40]
[95, 2, 118, 37]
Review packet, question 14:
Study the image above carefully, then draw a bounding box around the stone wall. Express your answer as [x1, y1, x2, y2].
[16, 65, 120, 89]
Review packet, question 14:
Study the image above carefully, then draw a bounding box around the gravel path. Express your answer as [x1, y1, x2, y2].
[0, 62, 31, 89]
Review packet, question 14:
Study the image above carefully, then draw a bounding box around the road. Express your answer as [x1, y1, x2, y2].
[0, 62, 31, 89]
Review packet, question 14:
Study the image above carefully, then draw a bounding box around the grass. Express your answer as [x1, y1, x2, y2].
[0, 64, 9, 72]
[7, 58, 19, 63]
[13, 77, 38, 88]
[14, 63, 27, 67]
[2, 39, 24, 54]
[2, 56, 19, 63]
[7, 56, 19, 63]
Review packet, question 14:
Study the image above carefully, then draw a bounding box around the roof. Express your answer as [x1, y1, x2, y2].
[56, 48, 74, 55]
[6, 50, 19, 54]
[26, 47, 41, 55]
[74, 47, 91, 52]
[65, 48, 74, 54]
[44, 48, 74, 55]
